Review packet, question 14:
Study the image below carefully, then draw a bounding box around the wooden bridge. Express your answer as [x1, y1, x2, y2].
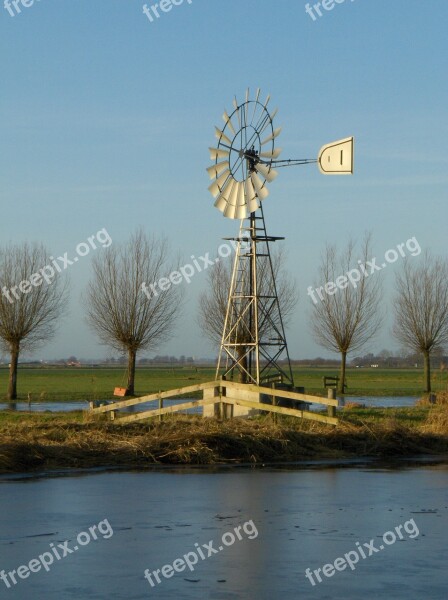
[89, 380, 339, 425]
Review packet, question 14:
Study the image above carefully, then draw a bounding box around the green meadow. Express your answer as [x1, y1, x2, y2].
[0, 366, 446, 402]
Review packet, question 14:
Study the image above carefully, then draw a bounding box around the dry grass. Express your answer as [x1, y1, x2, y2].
[1, 408, 447, 473]
[416, 391, 448, 406]
[422, 405, 448, 434]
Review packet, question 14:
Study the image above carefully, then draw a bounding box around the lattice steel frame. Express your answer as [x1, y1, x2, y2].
[216, 203, 293, 386]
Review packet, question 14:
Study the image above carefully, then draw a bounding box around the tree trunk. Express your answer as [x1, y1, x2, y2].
[126, 348, 137, 396]
[8, 343, 20, 401]
[423, 350, 431, 393]
[338, 351, 347, 394]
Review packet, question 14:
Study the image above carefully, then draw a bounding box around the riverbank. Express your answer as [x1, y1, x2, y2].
[1, 406, 448, 473]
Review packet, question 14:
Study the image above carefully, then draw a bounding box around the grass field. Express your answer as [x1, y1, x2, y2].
[0, 365, 447, 402]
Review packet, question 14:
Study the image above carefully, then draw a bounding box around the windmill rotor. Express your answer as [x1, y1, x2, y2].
[208, 89, 354, 221]
[208, 88, 280, 220]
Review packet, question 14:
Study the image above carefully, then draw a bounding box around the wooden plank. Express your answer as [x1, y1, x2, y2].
[223, 396, 338, 425]
[114, 397, 217, 424]
[221, 380, 338, 407]
[327, 388, 336, 418]
[91, 381, 218, 414]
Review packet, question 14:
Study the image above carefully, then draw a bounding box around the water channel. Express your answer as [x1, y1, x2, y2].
[1, 462, 447, 599]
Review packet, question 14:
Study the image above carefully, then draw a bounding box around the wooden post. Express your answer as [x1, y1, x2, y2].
[158, 392, 163, 422]
[272, 383, 277, 424]
[328, 388, 336, 418]
[219, 377, 225, 420]
[110, 410, 115, 421]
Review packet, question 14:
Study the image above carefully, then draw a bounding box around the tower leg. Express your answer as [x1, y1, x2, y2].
[216, 205, 293, 387]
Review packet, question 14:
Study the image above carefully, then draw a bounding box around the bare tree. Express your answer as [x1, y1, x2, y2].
[198, 248, 298, 381]
[393, 253, 448, 392]
[309, 234, 383, 393]
[0, 243, 68, 400]
[85, 230, 182, 395]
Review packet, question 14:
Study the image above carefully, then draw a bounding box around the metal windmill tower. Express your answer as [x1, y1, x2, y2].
[207, 88, 354, 387]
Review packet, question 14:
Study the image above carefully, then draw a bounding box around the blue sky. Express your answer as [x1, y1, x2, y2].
[0, 0, 447, 360]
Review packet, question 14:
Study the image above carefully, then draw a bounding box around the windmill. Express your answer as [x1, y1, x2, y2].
[207, 88, 354, 388]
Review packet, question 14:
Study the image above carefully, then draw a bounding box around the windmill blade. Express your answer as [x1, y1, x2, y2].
[206, 160, 229, 180]
[244, 88, 250, 124]
[256, 162, 278, 183]
[215, 127, 232, 146]
[208, 169, 231, 197]
[251, 88, 261, 123]
[245, 177, 259, 214]
[248, 196, 259, 214]
[227, 179, 240, 208]
[258, 108, 278, 137]
[251, 171, 269, 200]
[222, 111, 235, 135]
[231, 181, 247, 219]
[235, 206, 248, 220]
[234, 106, 241, 129]
[235, 182, 248, 219]
[214, 195, 228, 212]
[263, 94, 271, 109]
[223, 200, 237, 219]
[244, 175, 256, 203]
[260, 147, 282, 159]
[214, 179, 235, 212]
[261, 127, 282, 146]
[209, 146, 229, 160]
[258, 118, 272, 137]
[220, 180, 240, 219]
[233, 97, 241, 128]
